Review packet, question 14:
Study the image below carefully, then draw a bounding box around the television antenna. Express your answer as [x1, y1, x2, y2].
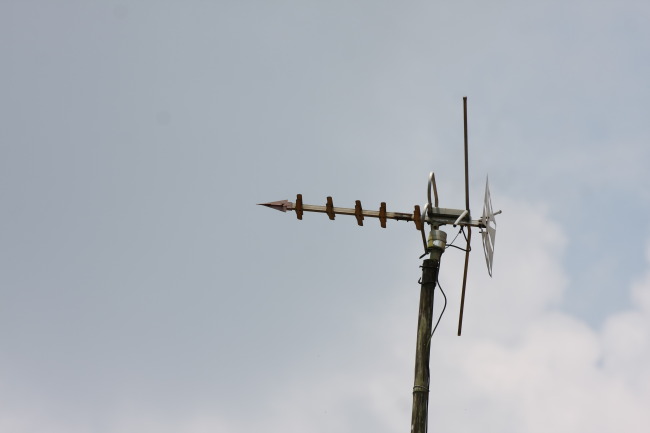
[259, 97, 501, 433]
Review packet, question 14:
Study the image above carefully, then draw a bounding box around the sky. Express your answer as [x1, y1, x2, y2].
[1, 1, 650, 432]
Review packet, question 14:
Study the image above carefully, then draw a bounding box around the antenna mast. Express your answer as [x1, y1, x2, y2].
[259, 97, 501, 433]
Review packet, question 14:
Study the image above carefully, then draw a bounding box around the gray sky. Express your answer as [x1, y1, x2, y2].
[1, 1, 650, 432]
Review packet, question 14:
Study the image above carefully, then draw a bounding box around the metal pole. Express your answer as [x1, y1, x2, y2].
[463, 96, 470, 211]
[411, 230, 446, 433]
[457, 226, 471, 336]
[457, 96, 471, 336]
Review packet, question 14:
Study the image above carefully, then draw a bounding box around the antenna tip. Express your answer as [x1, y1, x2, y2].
[258, 200, 291, 212]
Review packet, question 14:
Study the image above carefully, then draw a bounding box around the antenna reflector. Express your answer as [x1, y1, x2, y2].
[481, 177, 497, 276]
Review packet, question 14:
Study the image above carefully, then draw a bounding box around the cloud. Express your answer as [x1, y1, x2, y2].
[205, 195, 648, 433]
[429, 199, 650, 433]
[601, 248, 650, 392]
[5, 195, 647, 433]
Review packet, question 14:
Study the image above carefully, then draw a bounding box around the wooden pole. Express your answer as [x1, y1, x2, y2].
[411, 257, 440, 433]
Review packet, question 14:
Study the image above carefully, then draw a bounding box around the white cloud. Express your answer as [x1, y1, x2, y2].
[601, 254, 650, 393]
[7, 196, 643, 433]
[201, 196, 649, 433]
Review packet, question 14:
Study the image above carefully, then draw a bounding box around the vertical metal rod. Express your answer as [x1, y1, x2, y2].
[458, 96, 471, 336]
[457, 227, 471, 336]
[463, 96, 470, 211]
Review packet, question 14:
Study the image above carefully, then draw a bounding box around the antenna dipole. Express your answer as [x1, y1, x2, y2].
[458, 96, 472, 336]
[463, 96, 470, 211]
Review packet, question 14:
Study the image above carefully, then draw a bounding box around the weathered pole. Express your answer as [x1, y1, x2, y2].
[411, 230, 446, 433]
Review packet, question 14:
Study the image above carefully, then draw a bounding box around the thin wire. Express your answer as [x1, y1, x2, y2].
[445, 228, 463, 249]
[446, 244, 469, 252]
[423, 278, 447, 433]
[431, 279, 447, 337]
[424, 273, 448, 349]
[445, 228, 468, 252]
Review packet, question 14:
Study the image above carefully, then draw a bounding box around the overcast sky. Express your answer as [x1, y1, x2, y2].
[2, 1, 650, 432]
